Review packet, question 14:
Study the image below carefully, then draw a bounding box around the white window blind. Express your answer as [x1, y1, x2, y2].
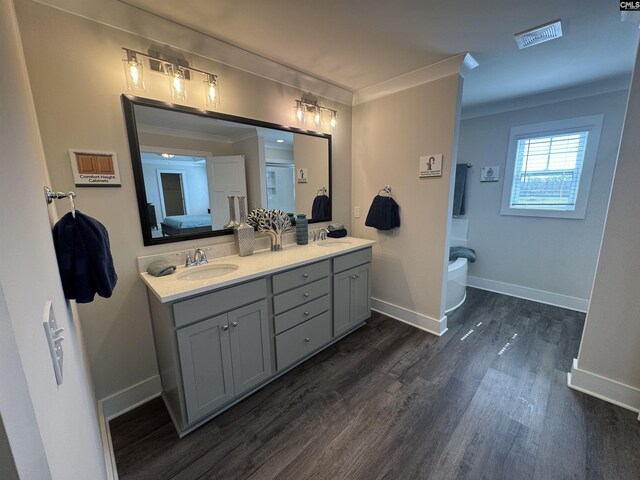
[509, 131, 589, 210]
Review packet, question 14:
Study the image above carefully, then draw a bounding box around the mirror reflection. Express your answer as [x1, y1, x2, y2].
[122, 96, 332, 245]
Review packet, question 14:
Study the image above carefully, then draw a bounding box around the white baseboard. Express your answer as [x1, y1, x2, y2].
[467, 276, 589, 312]
[97, 375, 162, 479]
[567, 358, 640, 415]
[371, 297, 448, 336]
[100, 375, 162, 420]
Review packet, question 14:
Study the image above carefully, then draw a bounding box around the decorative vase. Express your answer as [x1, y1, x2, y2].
[296, 214, 308, 245]
[223, 195, 239, 229]
[235, 196, 254, 257]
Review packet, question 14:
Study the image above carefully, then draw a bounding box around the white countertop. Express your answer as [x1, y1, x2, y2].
[140, 237, 375, 303]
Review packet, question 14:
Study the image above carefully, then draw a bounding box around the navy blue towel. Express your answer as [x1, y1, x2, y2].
[452, 164, 467, 217]
[365, 195, 400, 230]
[52, 211, 117, 303]
[311, 195, 330, 220]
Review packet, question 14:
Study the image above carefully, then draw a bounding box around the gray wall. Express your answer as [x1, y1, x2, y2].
[352, 75, 462, 326]
[575, 47, 640, 391]
[16, 0, 352, 403]
[457, 89, 628, 304]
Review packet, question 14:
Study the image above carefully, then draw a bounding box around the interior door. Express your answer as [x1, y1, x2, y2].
[206, 155, 247, 229]
[160, 172, 186, 217]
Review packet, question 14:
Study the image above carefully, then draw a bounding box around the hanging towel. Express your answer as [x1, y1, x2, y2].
[452, 164, 467, 217]
[311, 195, 331, 220]
[365, 195, 400, 230]
[53, 211, 118, 303]
[449, 246, 476, 263]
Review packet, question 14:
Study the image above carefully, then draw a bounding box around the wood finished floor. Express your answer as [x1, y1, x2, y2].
[110, 288, 640, 479]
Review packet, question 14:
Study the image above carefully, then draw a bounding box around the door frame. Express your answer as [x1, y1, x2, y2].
[156, 169, 189, 219]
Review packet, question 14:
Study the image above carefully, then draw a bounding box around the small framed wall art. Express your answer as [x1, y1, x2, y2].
[419, 154, 443, 178]
[69, 149, 121, 187]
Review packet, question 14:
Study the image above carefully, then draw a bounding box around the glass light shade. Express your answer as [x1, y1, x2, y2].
[314, 108, 321, 127]
[295, 102, 304, 123]
[330, 112, 337, 131]
[123, 57, 145, 91]
[204, 76, 219, 108]
[169, 67, 186, 101]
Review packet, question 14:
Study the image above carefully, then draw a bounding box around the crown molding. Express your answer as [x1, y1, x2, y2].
[352, 53, 477, 106]
[32, 0, 354, 105]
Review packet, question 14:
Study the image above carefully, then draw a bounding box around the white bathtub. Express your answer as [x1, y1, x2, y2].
[445, 257, 468, 314]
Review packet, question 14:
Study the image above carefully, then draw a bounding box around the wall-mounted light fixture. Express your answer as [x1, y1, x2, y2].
[294, 92, 337, 132]
[122, 48, 220, 108]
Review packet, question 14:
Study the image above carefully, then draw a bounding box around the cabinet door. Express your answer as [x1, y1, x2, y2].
[228, 300, 272, 396]
[352, 264, 372, 324]
[177, 314, 234, 424]
[333, 269, 353, 337]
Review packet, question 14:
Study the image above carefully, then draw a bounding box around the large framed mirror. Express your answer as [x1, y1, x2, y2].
[122, 95, 332, 246]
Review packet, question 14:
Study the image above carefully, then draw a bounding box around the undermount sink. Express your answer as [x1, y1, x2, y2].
[176, 264, 239, 281]
[317, 240, 353, 247]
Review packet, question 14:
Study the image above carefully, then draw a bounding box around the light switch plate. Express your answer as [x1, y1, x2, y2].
[354, 206, 360, 218]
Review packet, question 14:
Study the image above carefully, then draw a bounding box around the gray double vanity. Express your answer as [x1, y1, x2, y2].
[140, 239, 374, 436]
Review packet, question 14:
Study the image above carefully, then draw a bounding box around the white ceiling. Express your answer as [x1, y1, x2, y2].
[120, 0, 639, 107]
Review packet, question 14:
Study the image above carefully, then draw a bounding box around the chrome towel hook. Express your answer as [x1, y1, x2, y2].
[45, 186, 77, 218]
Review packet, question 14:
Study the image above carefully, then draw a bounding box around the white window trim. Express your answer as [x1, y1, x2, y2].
[500, 114, 604, 219]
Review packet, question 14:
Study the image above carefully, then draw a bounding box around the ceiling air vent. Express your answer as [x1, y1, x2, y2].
[514, 19, 563, 49]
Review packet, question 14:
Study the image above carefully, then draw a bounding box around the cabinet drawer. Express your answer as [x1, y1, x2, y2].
[272, 260, 330, 294]
[173, 279, 267, 328]
[273, 277, 330, 314]
[333, 248, 372, 273]
[274, 295, 330, 334]
[275, 312, 331, 370]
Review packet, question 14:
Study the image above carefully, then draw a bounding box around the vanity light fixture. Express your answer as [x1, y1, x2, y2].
[121, 48, 220, 108]
[294, 93, 337, 132]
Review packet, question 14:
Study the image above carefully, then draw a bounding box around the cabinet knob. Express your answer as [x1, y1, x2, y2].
[351, 275, 357, 279]
[303, 273, 309, 278]
[303, 292, 310, 297]
[304, 311, 310, 316]
[222, 325, 229, 331]
[356, 274, 360, 278]
[231, 321, 238, 327]
[304, 337, 310, 342]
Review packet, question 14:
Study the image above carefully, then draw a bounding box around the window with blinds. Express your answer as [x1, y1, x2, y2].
[509, 131, 588, 210]
[500, 115, 603, 219]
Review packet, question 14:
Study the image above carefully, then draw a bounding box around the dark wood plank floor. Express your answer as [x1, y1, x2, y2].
[110, 288, 640, 479]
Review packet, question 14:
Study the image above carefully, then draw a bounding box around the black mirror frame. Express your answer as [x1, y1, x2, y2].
[121, 94, 332, 246]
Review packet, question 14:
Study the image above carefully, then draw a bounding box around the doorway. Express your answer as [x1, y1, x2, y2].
[158, 171, 187, 218]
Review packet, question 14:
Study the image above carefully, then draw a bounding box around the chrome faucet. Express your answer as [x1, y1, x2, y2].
[318, 228, 329, 241]
[195, 248, 208, 265]
[185, 247, 208, 267]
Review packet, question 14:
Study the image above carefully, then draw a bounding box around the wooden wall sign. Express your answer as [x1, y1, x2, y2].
[69, 149, 121, 186]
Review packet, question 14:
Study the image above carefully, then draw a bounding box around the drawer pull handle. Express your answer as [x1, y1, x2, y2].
[222, 325, 229, 331]
[304, 337, 310, 342]
[304, 311, 310, 316]
[303, 273, 309, 278]
[231, 322, 238, 328]
[304, 292, 310, 297]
